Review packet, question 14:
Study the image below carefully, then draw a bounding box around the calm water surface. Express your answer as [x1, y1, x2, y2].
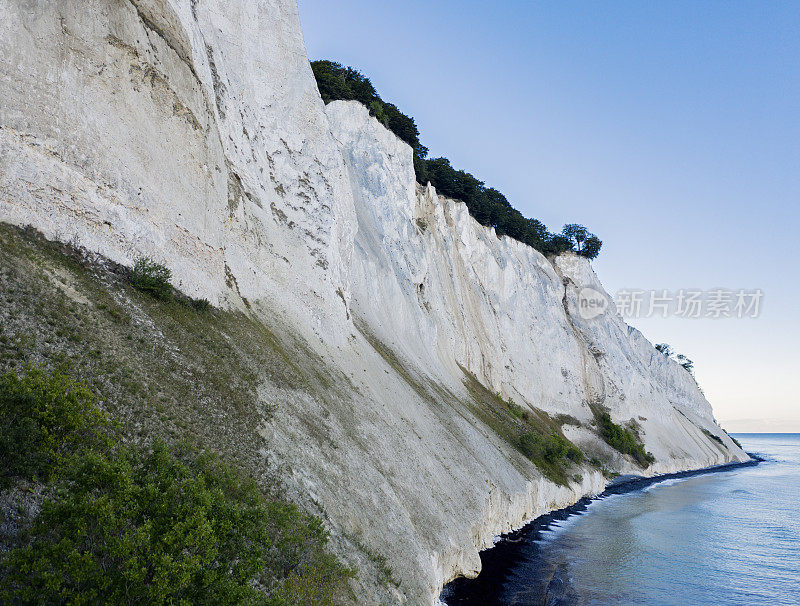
[444, 434, 800, 605]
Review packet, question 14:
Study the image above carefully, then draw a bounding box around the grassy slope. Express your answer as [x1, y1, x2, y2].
[0, 224, 326, 479]
[0, 223, 357, 602]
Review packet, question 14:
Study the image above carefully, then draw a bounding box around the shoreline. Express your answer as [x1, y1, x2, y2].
[440, 454, 763, 604]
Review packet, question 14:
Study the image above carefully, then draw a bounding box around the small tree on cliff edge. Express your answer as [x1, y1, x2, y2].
[561, 224, 602, 260]
[562, 224, 588, 252]
[581, 235, 602, 260]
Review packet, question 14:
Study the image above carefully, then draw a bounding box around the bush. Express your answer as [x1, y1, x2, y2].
[0, 365, 109, 486]
[0, 367, 353, 605]
[130, 257, 172, 300]
[191, 297, 211, 311]
[1, 441, 350, 605]
[592, 407, 655, 468]
[724, 429, 742, 449]
[702, 428, 725, 447]
[519, 431, 583, 465]
[517, 430, 583, 484]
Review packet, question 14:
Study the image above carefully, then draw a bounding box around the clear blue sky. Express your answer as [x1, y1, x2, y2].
[298, 0, 800, 431]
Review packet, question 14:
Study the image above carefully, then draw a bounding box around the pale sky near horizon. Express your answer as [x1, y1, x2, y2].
[298, 0, 800, 432]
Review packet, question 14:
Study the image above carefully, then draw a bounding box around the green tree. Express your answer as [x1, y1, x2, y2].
[310, 60, 352, 104]
[581, 235, 602, 260]
[562, 224, 589, 253]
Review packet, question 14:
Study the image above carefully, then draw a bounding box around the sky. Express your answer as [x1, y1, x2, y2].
[298, 0, 800, 432]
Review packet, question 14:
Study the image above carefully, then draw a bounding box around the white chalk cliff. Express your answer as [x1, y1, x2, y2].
[0, 1, 749, 603]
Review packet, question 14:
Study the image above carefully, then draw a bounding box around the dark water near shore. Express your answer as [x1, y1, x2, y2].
[443, 434, 800, 605]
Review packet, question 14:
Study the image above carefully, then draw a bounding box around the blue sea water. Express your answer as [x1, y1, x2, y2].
[444, 434, 800, 605]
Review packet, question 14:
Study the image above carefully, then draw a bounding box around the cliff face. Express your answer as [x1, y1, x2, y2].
[0, 1, 748, 604]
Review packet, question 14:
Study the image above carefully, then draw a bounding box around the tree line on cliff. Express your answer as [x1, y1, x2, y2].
[311, 60, 602, 260]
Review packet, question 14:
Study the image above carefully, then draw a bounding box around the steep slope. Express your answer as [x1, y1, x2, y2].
[0, 1, 748, 604]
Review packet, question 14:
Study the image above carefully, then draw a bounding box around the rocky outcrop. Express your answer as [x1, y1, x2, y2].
[0, 2, 748, 604]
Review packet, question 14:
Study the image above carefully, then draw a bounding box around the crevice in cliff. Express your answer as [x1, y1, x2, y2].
[128, 0, 201, 84]
[204, 43, 227, 120]
[553, 264, 607, 410]
[105, 34, 203, 132]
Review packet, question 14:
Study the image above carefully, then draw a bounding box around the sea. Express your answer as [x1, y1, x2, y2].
[442, 434, 800, 605]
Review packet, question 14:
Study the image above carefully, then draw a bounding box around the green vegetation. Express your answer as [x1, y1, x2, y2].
[0, 365, 110, 486]
[724, 430, 742, 449]
[591, 405, 655, 468]
[588, 456, 618, 479]
[311, 60, 602, 260]
[655, 343, 695, 375]
[518, 430, 584, 475]
[311, 60, 427, 161]
[0, 224, 356, 604]
[130, 256, 211, 311]
[0, 367, 351, 605]
[130, 257, 173, 300]
[0, 223, 320, 469]
[460, 367, 584, 485]
[702, 428, 725, 447]
[561, 224, 602, 261]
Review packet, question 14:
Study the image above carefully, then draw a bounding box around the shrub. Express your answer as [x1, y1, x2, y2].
[702, 428, 725, 447]
[724, 430, 742, 449]
[592, 406, 655, 468]
[518, 431, 583, 465]
[0, 365, 109, 486]
[503, 396, 528, 420]
[517, 430, 584, 484]
[188, 297, 211, 311]
[0, 367, 353, 605]
[130, 257, 172, 300]
[1, 440, 351, 605]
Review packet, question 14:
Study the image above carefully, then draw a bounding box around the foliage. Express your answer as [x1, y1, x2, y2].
[310, 60, 427, 159]
[655, 343, 673, 356]
[588, 456, 617, 479]
[188, 297, 211, 312]
[561, 224, 588, 251]
[702, 428, 725, 447]
[310, 60, 602, 260]
[654, 344, 695, 375]
[503, 395, 528, 420]
[561, 224, 602, 260]
[130, 257, 173, 301]
[518, 430, 583, 469]
[591, 406, 655, 468]
[723, 430, 742, 449]
[0, 365, 109, 486]
[458, 367, 584, 485]
[0, 366, 352, 605]
[676, 354, 694, 373]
